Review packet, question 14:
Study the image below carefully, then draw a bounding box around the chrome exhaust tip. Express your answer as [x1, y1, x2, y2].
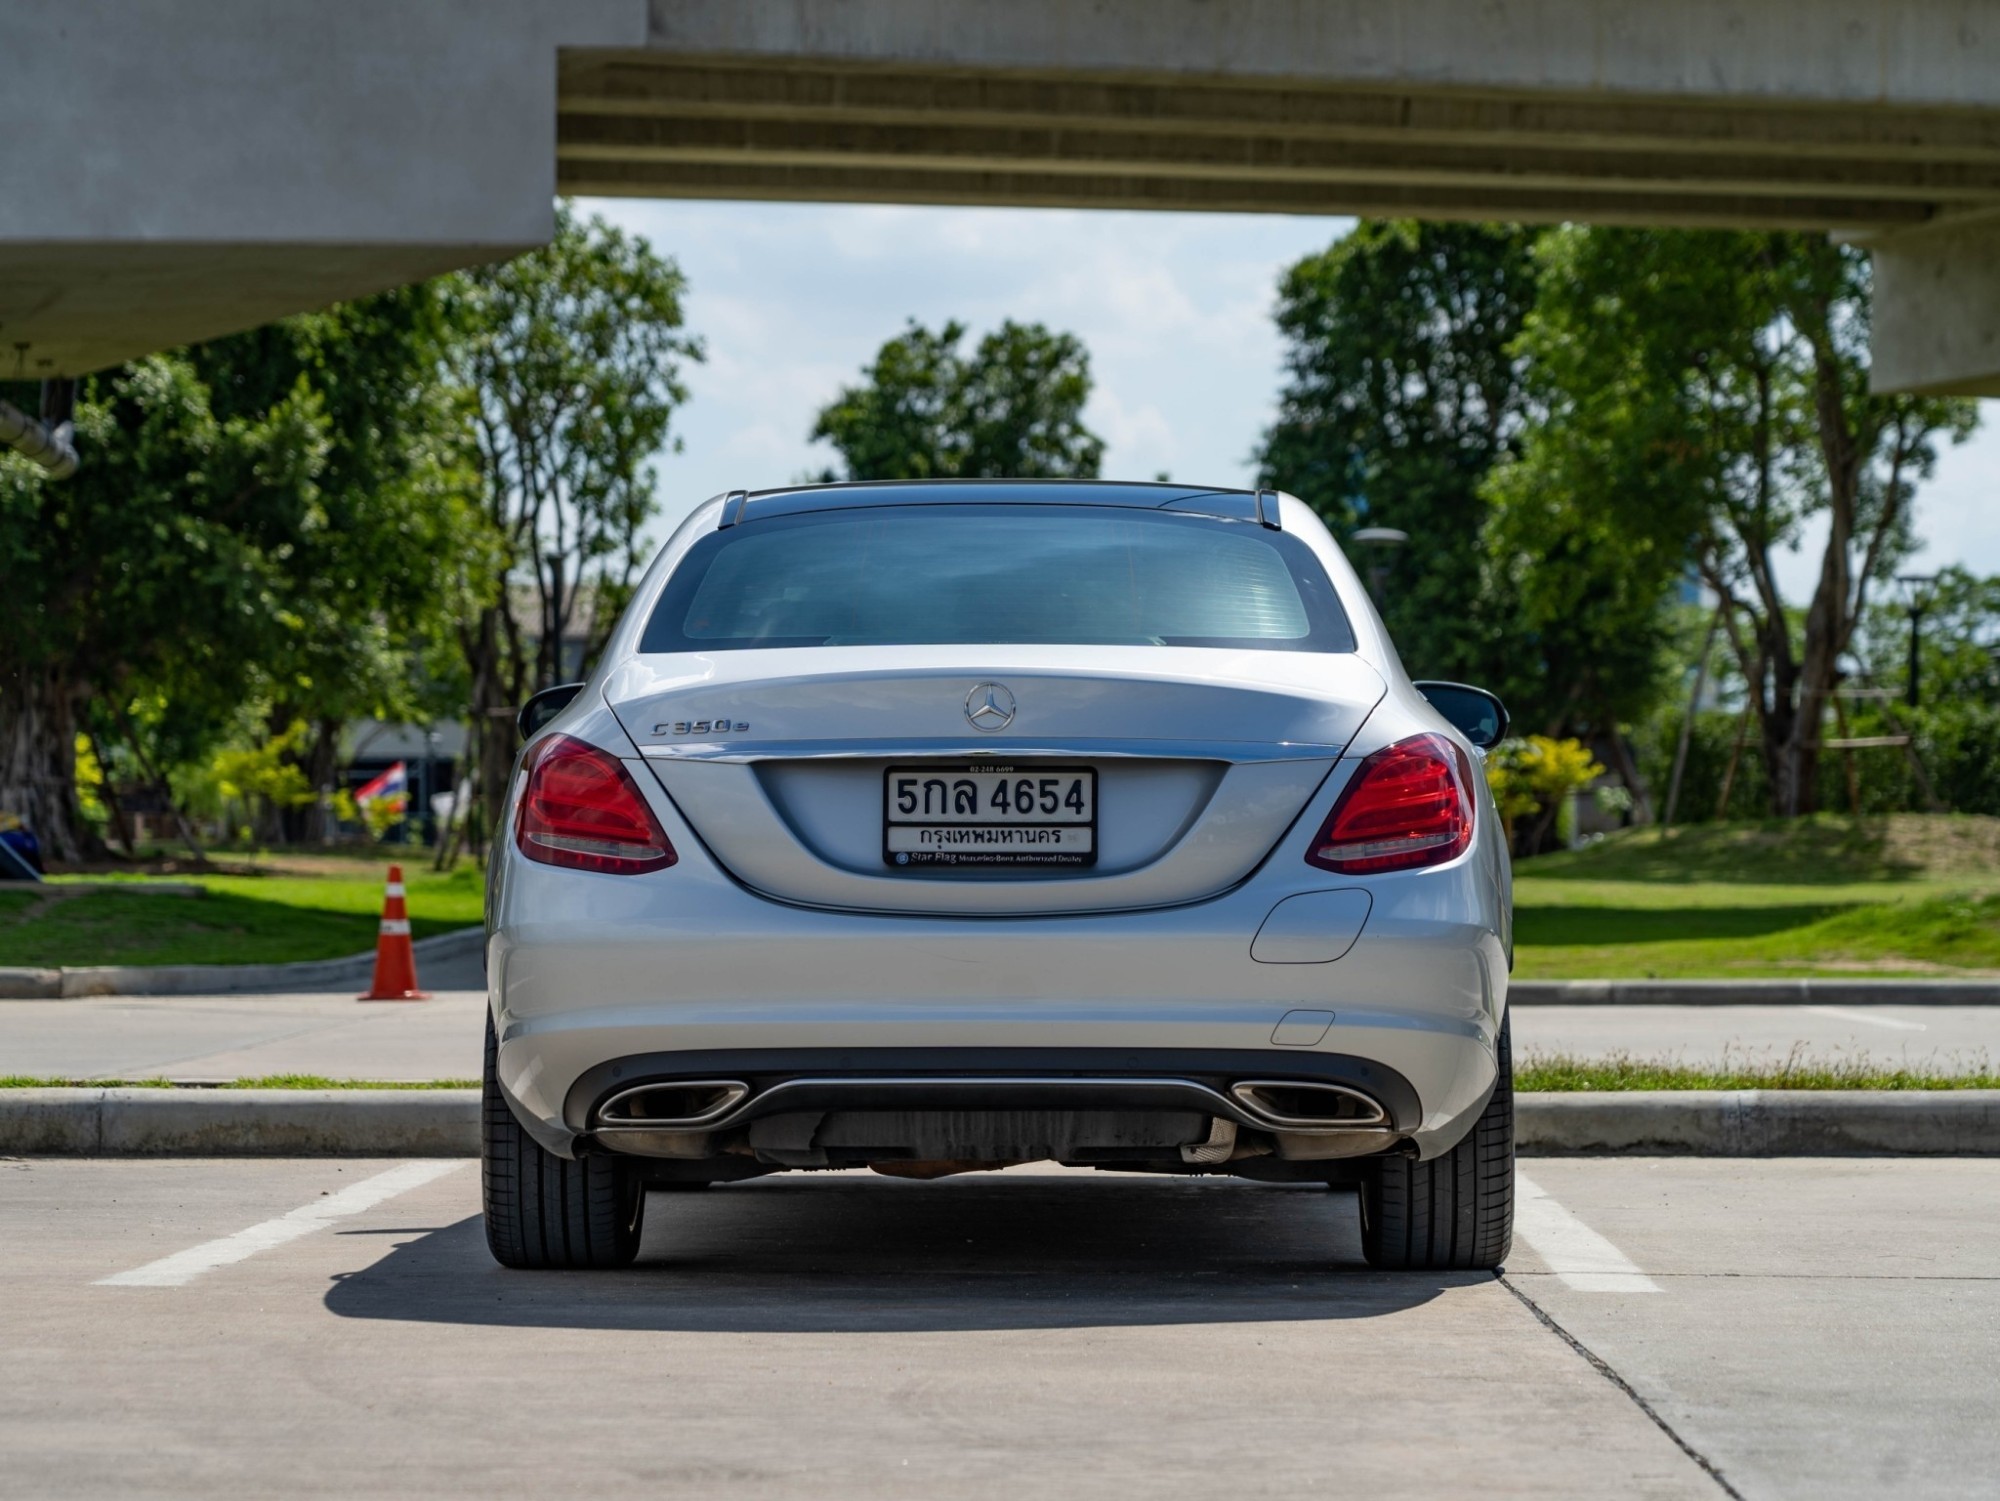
[594, 1080, 750, 1130]
[1227, 1080, 1389, 1132]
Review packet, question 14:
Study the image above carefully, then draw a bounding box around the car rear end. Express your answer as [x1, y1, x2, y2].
[482, 482, 1513, 1271]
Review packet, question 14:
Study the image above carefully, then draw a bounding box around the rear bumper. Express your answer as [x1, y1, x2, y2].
[488, 834, 1509, 1162]
[555, 1045, 1421, 1171]
[565, 1045, 1420, 1133]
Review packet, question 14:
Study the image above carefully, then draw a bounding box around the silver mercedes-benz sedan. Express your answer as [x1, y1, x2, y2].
[483, 480, 1515, 1272]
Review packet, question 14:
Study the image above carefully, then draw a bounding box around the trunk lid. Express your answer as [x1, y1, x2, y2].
[605, 646, 1384, 916]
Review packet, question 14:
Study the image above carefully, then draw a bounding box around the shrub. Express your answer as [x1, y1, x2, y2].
[1486, 736, 1605, 854]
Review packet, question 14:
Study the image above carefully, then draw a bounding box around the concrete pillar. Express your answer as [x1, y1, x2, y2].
[1868, 219, 2000, 396]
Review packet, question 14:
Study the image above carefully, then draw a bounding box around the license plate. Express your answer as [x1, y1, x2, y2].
[884, 765, 1097, 868]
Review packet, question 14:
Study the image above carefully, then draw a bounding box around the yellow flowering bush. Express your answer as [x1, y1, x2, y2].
[1484, 736, 1605, 853]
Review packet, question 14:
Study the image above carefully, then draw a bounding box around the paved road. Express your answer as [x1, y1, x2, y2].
[0, 990, 490, 1081]
[2, 1157, 1994, 1499]
[1517, 1002, 1999, 1070]
[3, 988, 1994, 1082]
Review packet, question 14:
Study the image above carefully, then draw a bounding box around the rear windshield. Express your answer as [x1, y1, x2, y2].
[640, 505, 1355, 653]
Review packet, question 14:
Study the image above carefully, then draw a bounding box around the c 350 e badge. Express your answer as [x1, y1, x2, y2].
[653, 719, 750, 736]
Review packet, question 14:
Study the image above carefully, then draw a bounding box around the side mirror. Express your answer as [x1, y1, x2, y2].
[518, 682, 584, 740]
[1414, 681, 1509, 750]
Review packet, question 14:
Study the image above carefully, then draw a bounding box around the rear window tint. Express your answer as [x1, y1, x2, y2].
[641, 504, 1354, 653]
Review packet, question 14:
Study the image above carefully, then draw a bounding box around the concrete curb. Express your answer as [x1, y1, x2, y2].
[0, 1089, 481, 1155]
[0, 926, 484, 1000]
[6, 957, 1991, 1007]
[5, 1087, 2000, 1157]
[1517, 1090, 2000, 1155]
[1510, 978, 2000, 1006]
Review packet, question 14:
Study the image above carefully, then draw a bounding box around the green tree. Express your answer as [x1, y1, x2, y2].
[192, 284, 490, 838]
[813, 319, 1103, 480]
[446, 204, 703, 840]
[1480, 228, 1729, 760]
[0, 358, 325, 860]
[1855, 566, 2000, 707]
[1257, 222, 1540, 703]
[1504, 229, 1976, 816]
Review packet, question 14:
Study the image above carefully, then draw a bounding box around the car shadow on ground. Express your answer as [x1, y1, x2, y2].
[324, 1172, 1486, 1333]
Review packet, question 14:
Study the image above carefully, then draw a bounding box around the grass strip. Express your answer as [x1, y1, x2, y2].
[0, 861, 484, 969]
[1513, 888, 2000, 980]
[0, 1075, 477, 1090]
[1520, 1052, 2000, 1092]
[1508, 814, 2000, 980]
[1518, 812, 2000, 887]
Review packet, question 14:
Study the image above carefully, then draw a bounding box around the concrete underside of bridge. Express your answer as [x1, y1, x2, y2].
[5, 0, 2000, 392]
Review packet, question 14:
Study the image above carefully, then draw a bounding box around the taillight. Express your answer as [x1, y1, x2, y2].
[1307, 732, 1473, 875]
[515, 734, 676, 875]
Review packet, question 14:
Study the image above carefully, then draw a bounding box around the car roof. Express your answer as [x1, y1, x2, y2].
[721, 479, 1276, 527]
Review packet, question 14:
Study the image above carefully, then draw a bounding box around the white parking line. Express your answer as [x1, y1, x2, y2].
[1513, 1171, 1660, 1293]
[1802, 1005, 1928, 1032]
[96, 1160, 467, 1288]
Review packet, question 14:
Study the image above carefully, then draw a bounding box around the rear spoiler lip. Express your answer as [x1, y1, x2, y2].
[720, 484, 1263, 528]
[631, 736, 1351, 765]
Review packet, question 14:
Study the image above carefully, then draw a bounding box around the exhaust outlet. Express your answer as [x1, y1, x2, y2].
[595, 1080, 750, 1130]
[1227, 1080, 1388, 1132]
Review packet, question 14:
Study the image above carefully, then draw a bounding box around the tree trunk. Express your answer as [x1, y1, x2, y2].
[302, 718, 342, 844]
[0, 665, 93, 864]
[466, 601, 525, 863]
[1754, 622, 1821, 818]
[87, 729, 137, 857]
[1599, 732, 1653, 825]
[1771, 720, 1822, 819]
[477, 710, 517, 859]
[1757, 667, 1823, 818]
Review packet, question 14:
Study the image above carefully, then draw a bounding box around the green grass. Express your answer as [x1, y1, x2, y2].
[1514, 814, 2000, 979]
[0, 855, 482, 968]
[1518, 812, 2000, 887]
[1518, 1052, 2000, 1091]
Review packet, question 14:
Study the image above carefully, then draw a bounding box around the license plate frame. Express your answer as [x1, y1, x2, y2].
[883, 764, 1098, 869]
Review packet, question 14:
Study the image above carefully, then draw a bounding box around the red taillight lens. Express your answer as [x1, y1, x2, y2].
[1307, 733, 1473, 875]
[515, 734, 677, 875]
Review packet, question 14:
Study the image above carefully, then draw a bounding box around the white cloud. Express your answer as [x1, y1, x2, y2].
[1086, 387, 1179, 477]
[1905, 415, 2000, 576]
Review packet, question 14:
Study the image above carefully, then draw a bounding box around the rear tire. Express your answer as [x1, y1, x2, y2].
[1359, 1012, 1514, 1271]
[482, 1014, 644, 1270]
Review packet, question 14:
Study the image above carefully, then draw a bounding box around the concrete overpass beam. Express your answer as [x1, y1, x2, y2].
[1869, 218, 2000, 396]
[13, 0, 2000, 395]
[0, 0, 646, 376]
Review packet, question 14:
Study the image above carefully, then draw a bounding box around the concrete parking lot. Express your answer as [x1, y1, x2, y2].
[3, 1156, 1995, 1499]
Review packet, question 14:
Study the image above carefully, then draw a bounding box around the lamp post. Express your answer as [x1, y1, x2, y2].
[1350, 527, 1409, 611]
[1896, 573, 1938, 707]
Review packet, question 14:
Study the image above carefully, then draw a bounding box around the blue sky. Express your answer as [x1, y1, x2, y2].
[583, 198, 2000, 604]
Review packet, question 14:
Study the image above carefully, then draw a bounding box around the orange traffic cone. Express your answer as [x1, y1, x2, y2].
[358, 864, 431, 1001]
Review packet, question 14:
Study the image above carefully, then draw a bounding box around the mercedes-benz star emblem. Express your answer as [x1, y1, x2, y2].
[964, 682, 1016, 732]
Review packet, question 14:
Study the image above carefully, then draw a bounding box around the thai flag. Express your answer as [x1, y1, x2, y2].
[355, 761, 409, 816]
